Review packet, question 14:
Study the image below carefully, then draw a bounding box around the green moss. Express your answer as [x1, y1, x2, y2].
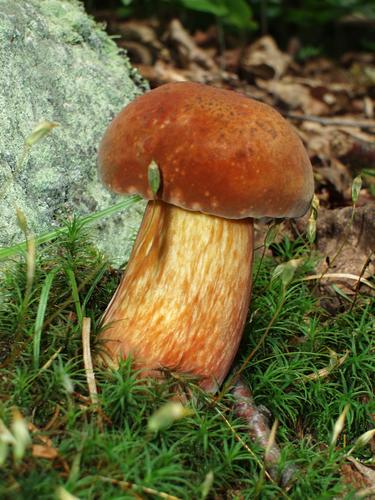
[0, 223, 373, 498]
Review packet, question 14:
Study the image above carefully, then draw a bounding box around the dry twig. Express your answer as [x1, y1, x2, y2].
[301, 273, 375, 290]
[97, 475, 182, 500]
[82, 317, 103, 431]
[284, 113, 375, 131]
[304, 351, 350, 381]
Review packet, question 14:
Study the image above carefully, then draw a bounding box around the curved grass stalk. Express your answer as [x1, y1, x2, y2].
[0, 195, 142, 261]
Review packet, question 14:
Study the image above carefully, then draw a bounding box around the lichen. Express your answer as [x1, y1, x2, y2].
[0, 0, 148, 266]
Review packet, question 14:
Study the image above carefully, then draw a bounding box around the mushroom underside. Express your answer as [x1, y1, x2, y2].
[99, 200, 254, 392]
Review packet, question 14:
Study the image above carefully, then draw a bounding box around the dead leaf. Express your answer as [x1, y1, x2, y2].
[295, 206, 375, 291]
[32, 443, 59, 459]
[256, 79, 329, 114]
[331, 131, 375, 172]
[166, 19, 217, 71]
[347, 456, 375, 484]
[241, 36, 291, 80]
[137, 61, 188, 86]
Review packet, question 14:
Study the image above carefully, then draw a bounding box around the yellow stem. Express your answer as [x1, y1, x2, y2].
[99, 201, 254, 392]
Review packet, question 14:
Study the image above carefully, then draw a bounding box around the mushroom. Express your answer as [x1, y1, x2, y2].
[98, 82, 313, 392]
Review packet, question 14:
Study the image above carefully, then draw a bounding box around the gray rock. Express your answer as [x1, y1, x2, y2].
[0, 0, 147, 266]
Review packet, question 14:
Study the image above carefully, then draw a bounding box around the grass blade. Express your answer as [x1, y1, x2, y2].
[66, 269, 83, 325]
[33, 270, 56, 369]
[0, 195, 142, 261]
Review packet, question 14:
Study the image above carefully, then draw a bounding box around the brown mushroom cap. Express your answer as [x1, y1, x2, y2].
[99, 82, 314, 219]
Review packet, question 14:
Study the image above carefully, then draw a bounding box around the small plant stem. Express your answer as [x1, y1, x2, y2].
[349, 251, 373, 311]
[253, 222, 281, 286]
[264, 419, 278, 464]
[40, 348, 62, 372]
[216, 18, 226, 71]
[304, 351, 349, 381]
[17, 210, 36, 319]
[23, 237, 36, 313]
[253, 242, 267, 287]
[4, 212, 37, 371]
[214, 407, 276, 485]
[260, 0, 268, 35]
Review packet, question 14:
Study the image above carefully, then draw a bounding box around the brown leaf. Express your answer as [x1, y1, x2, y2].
[346, 457, 375, 485]
[32, 444, 58, 459]
[331, 131, 375, 172]
[166, 19, 217, 71]
[241, 36, 291, 80]
[257, 79, 329, 114]
[137, 61, 188, 86]
[295, 202, 375, 314]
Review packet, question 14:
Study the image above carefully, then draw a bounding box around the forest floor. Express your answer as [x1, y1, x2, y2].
[0, 9, 374, 500]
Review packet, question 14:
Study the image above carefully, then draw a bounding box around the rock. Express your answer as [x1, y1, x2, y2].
[0, 0, 148, 266]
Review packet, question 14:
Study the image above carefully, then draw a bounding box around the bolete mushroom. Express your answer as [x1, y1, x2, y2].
[98, 82, 313, 392]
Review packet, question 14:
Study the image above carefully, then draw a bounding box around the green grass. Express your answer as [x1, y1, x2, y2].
[0, 218, 374, 499]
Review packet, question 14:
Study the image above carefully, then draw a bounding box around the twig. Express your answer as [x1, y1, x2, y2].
[97, 475, 182, 500]
[43, 405, 61, 431]
[301, 273, 375, 290]
[283, 112, 375, 131]
[304, 351, 350, 381]
[82, 318, 98, 405]
[82, 317, 103, 431]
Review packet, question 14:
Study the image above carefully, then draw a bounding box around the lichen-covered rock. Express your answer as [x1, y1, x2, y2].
[0, 0, 147, 265]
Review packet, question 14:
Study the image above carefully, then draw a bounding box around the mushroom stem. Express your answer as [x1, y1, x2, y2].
[99, 200, 254, 392]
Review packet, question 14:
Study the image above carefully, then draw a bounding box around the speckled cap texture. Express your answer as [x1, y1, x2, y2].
[99, 82, 314, 219]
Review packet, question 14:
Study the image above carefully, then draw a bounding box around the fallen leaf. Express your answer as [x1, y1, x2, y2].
[257, 79, 329, 114]
[296, 206, 375, 283]
[166, 19, 217, 70]
[347, 456, 375, 484]
[241, 36, 291, 80]
[32, 444, 59, 459]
